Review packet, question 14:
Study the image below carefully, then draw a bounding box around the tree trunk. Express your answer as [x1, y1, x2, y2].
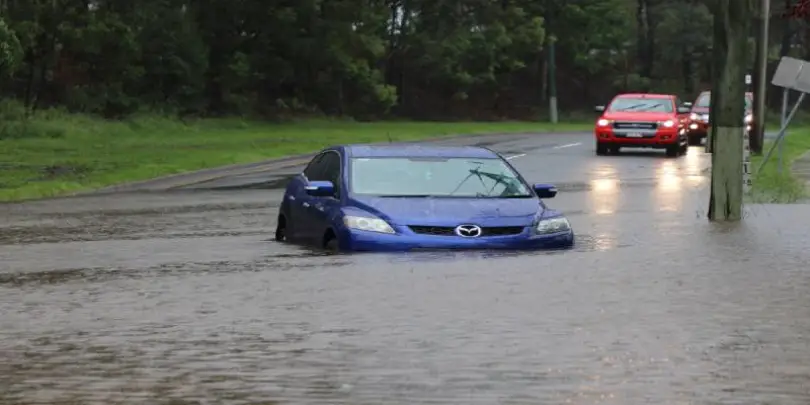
[707, 0, 753, 222]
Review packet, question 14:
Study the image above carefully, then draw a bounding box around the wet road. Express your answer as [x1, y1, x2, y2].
[2, 132, 810, 404]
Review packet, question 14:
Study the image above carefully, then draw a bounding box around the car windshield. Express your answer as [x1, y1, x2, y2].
[695, 93, 752, 110]
[349, 157, 532, 198]
[607, 97, 673, 113]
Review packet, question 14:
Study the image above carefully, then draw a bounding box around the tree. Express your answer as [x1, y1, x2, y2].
[706, 0, 755, 221]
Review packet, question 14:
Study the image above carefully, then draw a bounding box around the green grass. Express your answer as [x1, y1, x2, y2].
[0, 112, 590, 202]
[749, 126, 810, 203]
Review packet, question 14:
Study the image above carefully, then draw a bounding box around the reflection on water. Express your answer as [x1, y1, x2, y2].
[684, 146, 708, 186]
[655, 161, 682, 212]
[589, 165, 619, 215]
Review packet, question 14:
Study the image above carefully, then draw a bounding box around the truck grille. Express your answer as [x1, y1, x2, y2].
[612, 121, 658, 130]
[408, 225, 525, 236]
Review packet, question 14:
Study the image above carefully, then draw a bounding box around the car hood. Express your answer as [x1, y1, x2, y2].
[348, 196, 552, 227]
[602, 111, 674, 121]
[691, 107, 709, 114]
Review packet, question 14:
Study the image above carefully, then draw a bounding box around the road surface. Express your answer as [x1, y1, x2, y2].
[2, 132, 810, 404]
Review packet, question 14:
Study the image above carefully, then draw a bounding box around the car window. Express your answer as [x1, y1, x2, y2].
[349, 157, 532, 198]
[694, 92, 751, 110]
[607, 97, 674, 113]
[320, 152, 342, 196]
[695, 92, 710, 107]
[304, 153, 327, 180]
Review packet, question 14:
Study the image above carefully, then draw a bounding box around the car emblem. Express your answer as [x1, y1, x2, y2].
[455, 224, 482, 237]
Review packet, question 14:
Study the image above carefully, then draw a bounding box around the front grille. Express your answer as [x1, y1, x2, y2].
[612, 121, 658, 130]
[408, 225, 525, 236]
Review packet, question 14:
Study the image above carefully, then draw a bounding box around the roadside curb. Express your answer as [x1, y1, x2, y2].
[79, 129, 587, 195]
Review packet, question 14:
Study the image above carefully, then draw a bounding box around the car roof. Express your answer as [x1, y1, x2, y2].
[613, 93, 673, 99]
[343, 144, 501, 159]
[697, 91, 754, 97]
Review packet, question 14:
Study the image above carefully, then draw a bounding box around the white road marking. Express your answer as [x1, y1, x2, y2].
[505, 153, 526, 160]
[554, 142, 582, 149]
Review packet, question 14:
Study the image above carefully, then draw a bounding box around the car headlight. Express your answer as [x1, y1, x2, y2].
[534, 216, 571, 234]
[343, 215, 395, 234]
[689, 113, 698, 120]
[744, 115, 752, 123]
[597, 119, 610, 126]
[661, 119, 675, 128]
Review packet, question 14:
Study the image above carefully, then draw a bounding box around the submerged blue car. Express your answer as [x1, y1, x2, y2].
[275, 144, 574, 252]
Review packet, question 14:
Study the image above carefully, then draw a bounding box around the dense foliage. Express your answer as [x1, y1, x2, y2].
[0, 0, 807, 120]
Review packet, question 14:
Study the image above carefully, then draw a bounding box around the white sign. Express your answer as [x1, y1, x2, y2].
[745, 74, 752, 85]
[742, 127, 751, 193]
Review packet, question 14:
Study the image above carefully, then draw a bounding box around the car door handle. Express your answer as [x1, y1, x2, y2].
[302, 202, 310, 207]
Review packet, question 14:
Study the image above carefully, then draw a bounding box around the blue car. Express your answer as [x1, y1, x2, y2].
[274, 144, 574, 252]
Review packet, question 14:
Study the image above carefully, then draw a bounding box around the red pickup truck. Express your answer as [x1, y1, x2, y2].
[594, 93, 691, 157]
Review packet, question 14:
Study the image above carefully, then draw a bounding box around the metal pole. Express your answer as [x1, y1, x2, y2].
[548, 36, 558, 123]
[758, 92, 805, 173]
[753, 0, 769, 154]
[778, 88, 788, 173]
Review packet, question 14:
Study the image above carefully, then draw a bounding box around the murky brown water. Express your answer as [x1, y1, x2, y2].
[2, 144, 810, 404]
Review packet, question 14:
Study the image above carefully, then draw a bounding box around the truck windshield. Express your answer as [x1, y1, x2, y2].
[607, 97, 673, 113]
[695, 93, 752, 110]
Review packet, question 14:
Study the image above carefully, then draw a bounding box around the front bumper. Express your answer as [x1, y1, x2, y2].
[343, 227, 575, 252]
[688, 120, 752, 136]
[594, 127, 682, 148]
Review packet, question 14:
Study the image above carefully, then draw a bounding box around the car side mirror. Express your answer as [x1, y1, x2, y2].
[533, 183, 557, 198]
[677, 106, 691, 114]
[305, 180, 335, 197]
[594, 105, 605, 112]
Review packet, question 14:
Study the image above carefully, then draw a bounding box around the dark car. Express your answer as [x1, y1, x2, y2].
[687, 91, 754, 145]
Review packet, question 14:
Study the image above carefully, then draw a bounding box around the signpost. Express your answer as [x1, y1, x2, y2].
[758, 56, 810, 174]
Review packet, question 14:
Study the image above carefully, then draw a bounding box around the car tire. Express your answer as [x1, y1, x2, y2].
[665, 144, 680, 157]
[596, 143, 608, 155]
[275, 215, 287, 241]
[609, 145, 620, 154]
[324, 231, 340, 252]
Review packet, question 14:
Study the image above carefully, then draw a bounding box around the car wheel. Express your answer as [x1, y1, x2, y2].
[609, 145, 620, 154]
[596, 142, 608, 155]
[665, 144, 680, 157]
[323, 231, 340, 252]
[275, 215, 287, 241]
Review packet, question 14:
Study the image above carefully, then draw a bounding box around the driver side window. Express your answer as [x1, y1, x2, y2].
[304, 154, 326, 180]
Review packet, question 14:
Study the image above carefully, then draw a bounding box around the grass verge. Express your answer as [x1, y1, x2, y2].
[749, 126, 810, 203]
[0, 112, 590, 202]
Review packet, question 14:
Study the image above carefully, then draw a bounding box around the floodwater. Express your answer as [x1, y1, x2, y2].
[2, 137, 810, 404]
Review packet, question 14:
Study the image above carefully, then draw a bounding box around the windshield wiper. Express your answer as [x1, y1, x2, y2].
[470, 168, 528, 197]
[617, 103, 660, 111]
[448, 164, 489, 196]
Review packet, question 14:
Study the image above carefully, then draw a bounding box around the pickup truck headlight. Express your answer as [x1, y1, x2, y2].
[689, 113, 699, 120]
[343, 216, 395, 234]
[661, 119, 675, 128]
[535, 216, 571, 234]
[744, 115, 753, 123]
[597, 118, 610, 126]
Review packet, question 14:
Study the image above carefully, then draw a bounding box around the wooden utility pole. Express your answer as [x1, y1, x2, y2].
[707, 0, 755, 221]
[751, 0, 770, 155]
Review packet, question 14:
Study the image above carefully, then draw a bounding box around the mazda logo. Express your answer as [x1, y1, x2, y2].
[455, 224, 482, 237]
